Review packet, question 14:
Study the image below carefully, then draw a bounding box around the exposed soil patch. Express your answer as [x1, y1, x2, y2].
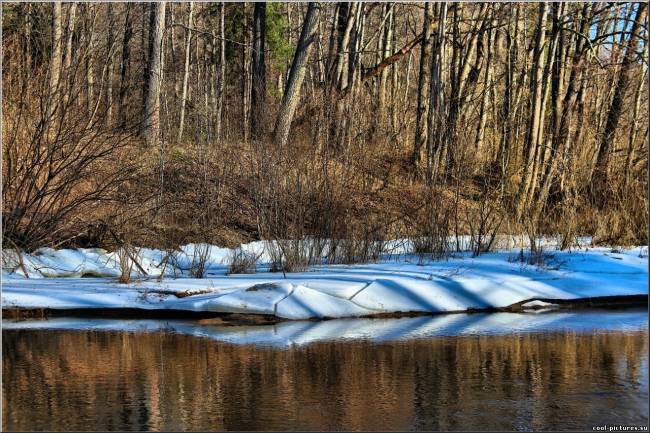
[501, 294, 648, 312]
[2, 307, 286, 325]
[143, 289, 217, 298]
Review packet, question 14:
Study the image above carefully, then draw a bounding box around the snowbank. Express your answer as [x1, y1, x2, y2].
[2, 242, 648, 320]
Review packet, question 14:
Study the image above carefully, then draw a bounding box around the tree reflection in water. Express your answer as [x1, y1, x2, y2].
[2, 328, 648, 431]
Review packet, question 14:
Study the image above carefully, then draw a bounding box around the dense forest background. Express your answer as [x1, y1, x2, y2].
[2, 2, 648, 259]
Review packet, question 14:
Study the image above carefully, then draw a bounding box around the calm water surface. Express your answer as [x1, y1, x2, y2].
[2, 312, 648, 431]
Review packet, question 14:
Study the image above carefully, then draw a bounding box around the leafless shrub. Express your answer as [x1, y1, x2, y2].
[326, 231, 387, 265]
[1, 246, 29, 277]
[558, 190, 580, 251]
[250, 139, 325, 273]
[156, 249, 179, 281]
[467, 187, 503, 257]
[227, 247, 260, 274]
[527, 246, 549, 268]
[116, 244, 137, 284]
[189, 244, 212, 278]
[507, 248, 526, 264]
[408, 192, 452, 265]
[266, 240, 313, 274]
[2, 59, 141, 251]
[507, 245, 555, 269]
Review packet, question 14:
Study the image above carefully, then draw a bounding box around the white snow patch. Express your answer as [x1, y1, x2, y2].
[521, 300, 559, 308]
[2, 241, 647, 320]
[276, 285, 372, 319]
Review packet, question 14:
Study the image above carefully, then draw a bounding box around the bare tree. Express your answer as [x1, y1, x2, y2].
[46, 2, 63, 124]
[177, 2, 194, 143]
[592, 2, 647, 205]
[142, 2, 166, 146]
[215, 2, 226, 140]
[251, 3, 266, 140]
[274, 2, 321, 148]
[119, 4, 133, 128]
[412, 2, 434, 171]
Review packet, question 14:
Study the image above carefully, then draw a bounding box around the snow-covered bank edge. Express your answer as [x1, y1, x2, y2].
[0, 236, 622, 280]
[3, 294, 646, 324]
[2, 242, 648, 320]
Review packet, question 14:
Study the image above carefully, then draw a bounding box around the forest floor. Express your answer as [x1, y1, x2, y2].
[2, 240, 647, 321]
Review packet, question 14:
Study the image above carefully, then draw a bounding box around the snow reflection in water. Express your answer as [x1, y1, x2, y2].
[2, 310, 648, 431]
[3, 309, 648, 346]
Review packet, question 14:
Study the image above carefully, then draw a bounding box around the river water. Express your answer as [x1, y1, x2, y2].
[2, 310, 648, 431]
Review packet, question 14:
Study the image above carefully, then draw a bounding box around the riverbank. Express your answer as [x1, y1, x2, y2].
[3, 295, 648, 323]
[2, 242, 647, 320]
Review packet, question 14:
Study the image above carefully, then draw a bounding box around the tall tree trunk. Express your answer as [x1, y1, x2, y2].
[64, 3, 77, 72]
[169, 4, 179, 99]
[377, 4, 394, 122]
[242, 4, 251, 144]
[624, 65, 647, 188]
[84, 4, 96, 114]
[531, 2, 568, 220]
[526, 2, 560, 213]
[515, 2, 548, 219]
[498, 4, 518, 188]
[177, 2, 194, 143]
[592, 2, 647, 205]
[142, 2, 166, 146]
[427, 2, 447, 185]
[389, 11, 399, 136]
[274, 2, 321, 148]
[119, 4, 133, 128]
[412, 2, 434, 171]
[475, 10, 494, 156]
[21, 4, 32, 72]
[141, 3, 149, 119]
[215, 2, 226, 140]
[105, 3, 115, 125]
[251, 3, 266, 140]
[446, 3, 487, 173]
[46, 2, 63, 123]
[334, 2, 357, 92]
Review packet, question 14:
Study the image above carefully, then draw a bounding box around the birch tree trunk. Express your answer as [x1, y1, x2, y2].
[377, 4, 394, 121]
[84, 4, 96, 113]
[177, 2, 193, 143]
[46, 2, 63, 123]
[274, 2, 321, 148]
[64, 3, 76, 72]
[515, 2, 548, 219]
[105, 3, 115, 125]
[475, 12, 494, 156]
[21, 4, 32, 72]
[142, 2, 166, 146]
